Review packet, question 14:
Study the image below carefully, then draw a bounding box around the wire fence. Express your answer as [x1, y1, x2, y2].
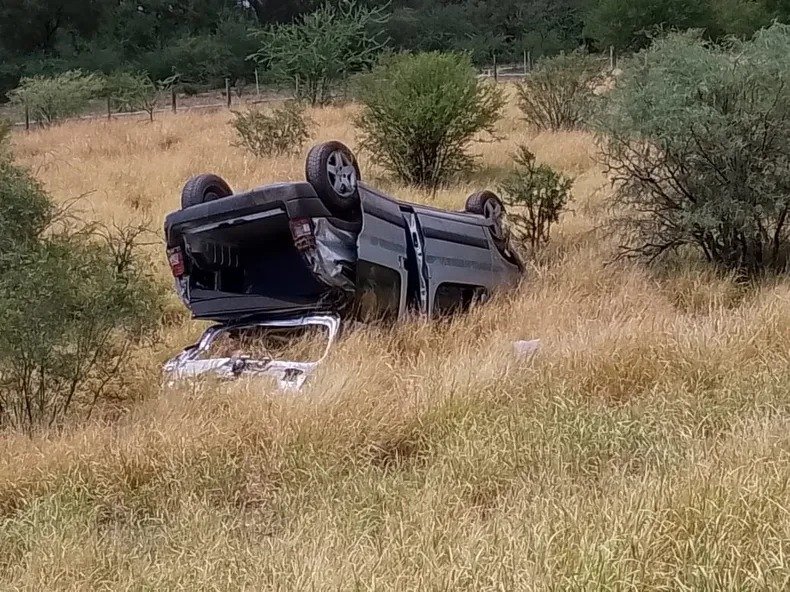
[478, 46, 618, 80]
[9, 83, 288, 130]
[9, 48, 619, 130]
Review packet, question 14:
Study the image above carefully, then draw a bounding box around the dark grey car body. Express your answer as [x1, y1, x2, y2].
[163, 177, 523, 385]
[164, 181, 522, 323]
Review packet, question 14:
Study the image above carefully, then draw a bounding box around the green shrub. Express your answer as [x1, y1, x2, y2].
[6, 70, 103, 125]
[231, 102, 312, 157]
[0, 118, 10, 158]
[584, 0, 712, 50]
[517, 51, 605, 131]
[250, 0, 388, 106]
[103, 71, 159, 119]
[498, 146, 573, 250]
[0, 159, 162, 431]
[0, 159, 53, 257]
[356, 52, 504, 190]
[598, 24, 790, 273]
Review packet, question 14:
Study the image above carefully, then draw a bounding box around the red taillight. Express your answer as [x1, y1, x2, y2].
[168, 247, 185, 277]
[289, 217, 316, 251]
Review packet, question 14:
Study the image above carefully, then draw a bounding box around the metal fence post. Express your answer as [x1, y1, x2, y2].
[523, 50, 527, 75]
[225, 78, 231, 108]
[609, 46, 615, 70]
[493, 53, 498, 83]
[107, 97, 112, 120]
[24, 103, 29, 131]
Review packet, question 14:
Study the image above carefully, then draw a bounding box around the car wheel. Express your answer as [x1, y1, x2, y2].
[181, 174, 233, 209]
[465, 190, 508, 243]
[305, 141, 361, 215]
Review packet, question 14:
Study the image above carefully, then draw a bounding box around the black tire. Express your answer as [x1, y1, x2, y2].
[181, 174, 233, 209]
[305, 141, 361, 215]
[465, 190, 508, 243]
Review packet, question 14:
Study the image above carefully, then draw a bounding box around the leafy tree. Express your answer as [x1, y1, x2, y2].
[0, 158, 54, 258]
[101, 71, 164, 120]
[250, 0, 389, 105]
[0, 0, 112, 53]
[231, 102, 312, 156]
[7, 70, 103, 125]
[383, 0, 585, 62]
[516, 0, 586, 56]
[517, 51, 605, 131]
[356, 52, 504, 189]
[597, 24, 790, 273]
[0, 156, 162, 431]
[710, 0, 773, 38]
[584, 0, 712, 50]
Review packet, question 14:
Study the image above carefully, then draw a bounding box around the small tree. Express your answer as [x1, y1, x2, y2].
[498, 146, 573, 250]
[249, 0, 388, 106]
[231, 102, 312, 157]
[517, 51, 605, 131]
[7, 70, 103, 126]
[598, 25, 790, 273]
[356, 52, 504, 190]
[584, 0, 712, 51]
[0, 158, 162, 431]
[103, 71, 159, 119]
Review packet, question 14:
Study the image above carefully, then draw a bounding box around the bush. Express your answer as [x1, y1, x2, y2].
[6, 70, 103, 125]
[0, 118, 10, 157]
[103, 71, 159, 119]
[250, 0, 388, 106]
[231, 102, 312, 157]
[0, 160, 54, 259]
[584, 0, 712, 51]
[598, 25, 790, 274]
[0, 159, 162, 431]
[498, 146, 573, 250]
[356, 52, 504, 190]
[517, 51, 605, 131]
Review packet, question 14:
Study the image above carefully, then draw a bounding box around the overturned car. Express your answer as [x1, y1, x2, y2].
[163, 142, 523, 385]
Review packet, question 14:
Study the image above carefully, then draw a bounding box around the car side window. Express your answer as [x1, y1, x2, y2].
[433, 283, 486, 317]
[355, 261, 402, 321]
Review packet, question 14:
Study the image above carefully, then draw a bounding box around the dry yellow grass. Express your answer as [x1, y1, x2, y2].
[1, 100, 789, 590]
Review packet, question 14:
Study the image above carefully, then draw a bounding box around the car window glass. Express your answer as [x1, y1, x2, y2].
[201, 325, 330, 364]
[355, 261, 402, 321]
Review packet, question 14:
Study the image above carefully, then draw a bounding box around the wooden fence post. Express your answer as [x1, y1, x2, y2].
[107, 97, 112, 120]
[493, 53, 498, 82]
[523, 50, 527, 75]
[609, 46, 615, 70]
[225, 78, 231, 108]
[24, 103, 30, 131]
[171, 88, 177, 113]
[255, 69, 260, 96]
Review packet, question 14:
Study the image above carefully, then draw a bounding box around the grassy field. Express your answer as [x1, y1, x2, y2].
[1, 99, 789, 591]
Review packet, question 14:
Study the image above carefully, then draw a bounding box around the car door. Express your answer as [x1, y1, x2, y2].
[355, 185, 409, 320]
[412, 207, 494, 317]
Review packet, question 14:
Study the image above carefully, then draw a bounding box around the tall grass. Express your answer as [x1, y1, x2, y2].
[2, 99, 789, 590]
